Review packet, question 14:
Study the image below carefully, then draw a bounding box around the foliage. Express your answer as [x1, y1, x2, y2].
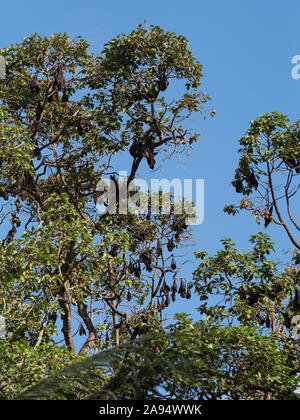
[0, 24, 212, 398]
[17, 315, 299, 400]
[224, 112, 300, 249]
[0, 25, 299, 401]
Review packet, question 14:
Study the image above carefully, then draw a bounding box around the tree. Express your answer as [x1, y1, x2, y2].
[17, 314, 299, 400]
[1, 25, 298, 402]
[225, 112, 300, 250]
[0, 25, 213, 398]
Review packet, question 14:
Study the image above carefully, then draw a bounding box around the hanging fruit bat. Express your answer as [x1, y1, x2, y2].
[160, 299, 166, 311]
[11, 214, 21, 227]
[145, 85, 158, 102]
[33, 146, 41, 160]
[264, 205, 273, 228]
[265, 315, 271, 329]
[247, 291, 260, 306]
[134, 263, 141, 277]
[54, 65, 65, 91]
[157, 74, 169, 92]
[30, 75, 41, 94]
[179, 280, 187, 298]
[293, 289, 300, 311]
[171, 256, 176, 271]
[156, 240, 162, 257]
[171, 278, 177, 294]
[35, 102, 43, 121]
[48, 311, 57, 323]
[167, 237, 175, 252]
[128, 261, 134, 274]
[109, 245, 118, 257]
[160, 280, 170, 296]
[77, 118, 92, 136]
[175, 231, 181, 243]
[47, 89, 58, 103]
[249, 171, 258, 190]
[134, 80, 147, 98]
[127, 290, 132, 302]
[62, 89, 69, 103]
[129, 136, 157, 169]
[15, 199, 22, 212]
[143, 146, 156, 170]
[284, 157, 297, 169]
[172, 216, 188, 233]
[129, 138, 143, 159]
[7, 226, 17, 244]
[1, 189, 8, 200]
[171, 290, 176, 302]
[256, 314, 265, 326]
[234, 177, 243, 193]
[135, 80, 158, 102]
[186, 289, 191, 300]
[141, 251, 153, 272]
[165, 295, 170, 307]
[282, 312, 291, 329]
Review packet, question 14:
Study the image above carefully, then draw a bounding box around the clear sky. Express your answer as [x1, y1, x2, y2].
[1, 0, 300, 333]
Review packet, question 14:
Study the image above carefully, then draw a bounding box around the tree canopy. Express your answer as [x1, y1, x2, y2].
[0, 24, 299, 400]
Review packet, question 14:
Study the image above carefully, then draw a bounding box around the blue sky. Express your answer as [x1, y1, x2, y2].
[1, 1, 300, 334]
